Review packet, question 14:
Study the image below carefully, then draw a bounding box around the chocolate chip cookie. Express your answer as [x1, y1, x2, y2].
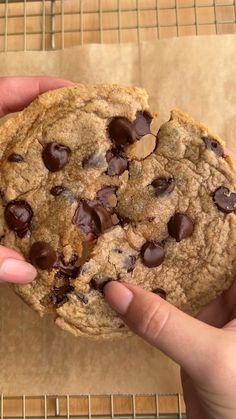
[0, 84, 236, 339]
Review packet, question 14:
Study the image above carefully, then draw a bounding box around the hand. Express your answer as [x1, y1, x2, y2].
[0, 76, 73, 283]
[105, 276, 236, 419]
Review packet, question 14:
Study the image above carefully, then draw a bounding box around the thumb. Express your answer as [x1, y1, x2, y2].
[0, 245, 36, 283]
[104, 281, 220, 380]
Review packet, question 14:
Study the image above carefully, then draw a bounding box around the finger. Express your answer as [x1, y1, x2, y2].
[225, 148, 236, 161]
[197, 279, 236, 327]
[181, 370, 206, 419]
[0, 245, 36, 283]
[104, 282, 220, 379]
[0, 76, 74, 117]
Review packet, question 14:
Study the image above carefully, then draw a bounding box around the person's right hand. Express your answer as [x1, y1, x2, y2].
[105, 279, 236, 419]
[0, 75, 74, 284]
[104, 277, 236, 419]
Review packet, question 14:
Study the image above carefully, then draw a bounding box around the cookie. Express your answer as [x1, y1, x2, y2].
[0, 84, 236, 339]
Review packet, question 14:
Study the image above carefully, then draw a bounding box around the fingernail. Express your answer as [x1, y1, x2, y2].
[104, 281, 133, 315]
[0, 258, 37, 283]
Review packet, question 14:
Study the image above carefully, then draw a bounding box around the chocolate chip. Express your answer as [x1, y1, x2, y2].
[29, 241, 57, 270]
[124, 255, 136, 272]
[40, 285, 74, 308]
[0, 189, 4, 200]
[213, 186, 236, 213]
[50, 185, 66, 196]
[73, 200, 100, 235]
[106, 149, 128, 176]
[203, 137, 224, 157]
[90, 276, 113, 292]
[133, 111, 152, 139]
[40, 292, 57, 307]
[152, 287, 166, 300]
[55, 285, 74, 307]
[151, 177, 176, 197]
[73, 199, 113, 236]
[4, 200, 33, 237]
[54, 254, 80, 279]
[42, 142, 71, 172]
[94, 204, 114, 232]
[17, 229, 30, 239]
[8, 153, 24, 163]
[141, 241, 165, 268]
[108, 117, 136, 147]
[97, 186, 118, 210]
[75, 292, 89, 304]
[168, 213, 194, 242]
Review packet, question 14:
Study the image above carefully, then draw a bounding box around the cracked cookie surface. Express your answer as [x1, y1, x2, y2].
[0, 84, 236, 338]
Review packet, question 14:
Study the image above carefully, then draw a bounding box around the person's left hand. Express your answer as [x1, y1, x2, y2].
[0, 76, 74, 283]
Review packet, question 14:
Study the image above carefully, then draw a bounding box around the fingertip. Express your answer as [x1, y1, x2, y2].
[0, 258, 37, 284]
[104, 281, 134, 315]
[225, 148, 236, 161]
[38, 76, 75, 94]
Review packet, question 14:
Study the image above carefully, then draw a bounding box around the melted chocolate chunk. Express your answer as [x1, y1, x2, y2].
[73, 199, 113, 236]
[213, 186, 236, 213]
[133, 111, 152, 139]
[203, 137, 224, 157]
[40, 285, 74, 308]
[151, 177, 176, 197]
[75, 292, 89, 304]
[30, 241, 57, 270]
[97, 186, 118, 210]
[108, 117, 136, 147]
[94, 204, 114, 232]
[124, 255, 136, 272]
[4, 200, 33, 237]
[141, 241, 165, 268]
[42, 142, 71, 172]
[50, 185, 66, 196]
[8, 153, 24, 162]
[54, 254, 80, 279]
[73, 200, 100, 235]
[152, 287, 166, 300]
[168, 213, 194, 242]
[106, 150, 128, 176]
[0, 189, 4, 200]
[89, 276, 113, 292]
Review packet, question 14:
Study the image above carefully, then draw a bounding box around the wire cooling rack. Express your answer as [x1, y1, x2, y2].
[0, 0, 235, 51]
[1, 393, 186, 419]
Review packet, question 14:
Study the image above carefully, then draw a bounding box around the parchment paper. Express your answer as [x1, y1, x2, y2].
[0, 35, 236, 395]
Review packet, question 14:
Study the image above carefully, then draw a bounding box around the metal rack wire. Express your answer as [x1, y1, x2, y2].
[0, 0, 235, 51]
[1, 393, 186, 418]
